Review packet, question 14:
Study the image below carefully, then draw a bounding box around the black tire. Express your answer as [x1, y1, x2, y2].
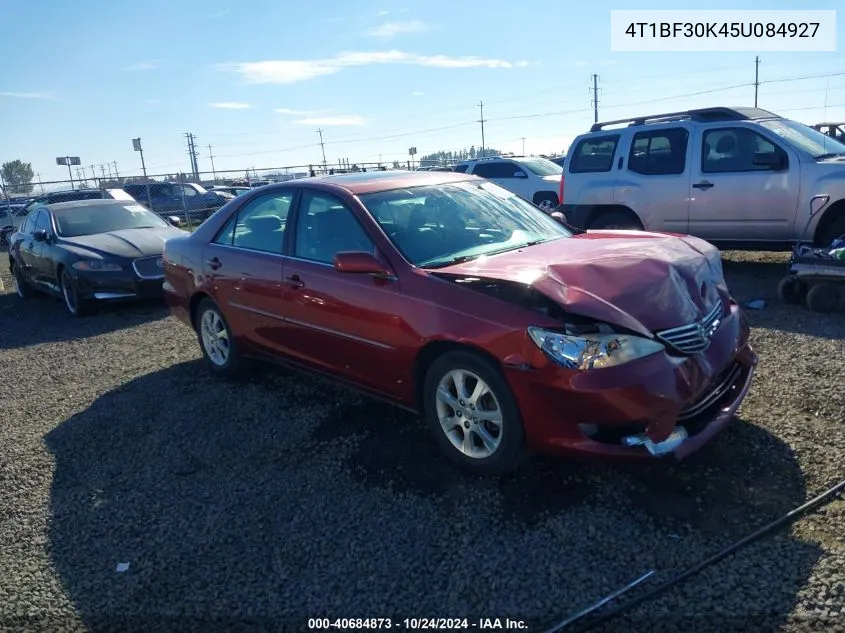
[60, 269, 93, 317]
[194, 298, 244, 377]
[777, 276, 806, 304]
[805, 283, 841, 313]
[11, 259, 37, 299]
[819, 215, 845, 248]
[422, 350, 526, 476]
[588, 210, 643, 231]
[533, 192, 559, 213]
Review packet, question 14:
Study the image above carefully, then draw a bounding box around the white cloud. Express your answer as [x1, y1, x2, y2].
[0, 91, 56, 100]
[366, 20, 431, 39]
[295, 115, 367, 126]
[376, 10, 389, 16]
[218, 50, 514, 85]
[274, 107, 326, 115]
[123, 60, 160, 71]
[516, 60, 529, 67]
[210, 8, 230, 18]
[411, 91, 425, 96]
[209, 102, 252, 109]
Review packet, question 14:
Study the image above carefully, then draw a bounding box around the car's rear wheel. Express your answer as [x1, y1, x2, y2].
[533, 193, 559, 213]
[11, 260, 37, 299]
[589, 210, 643, 231]
[819, 215, 845, 248]
[61, 269, 92, 317]
[422, 350, 525, 475]
[777, 276, 806, 304]
[196, 299, 243, 377]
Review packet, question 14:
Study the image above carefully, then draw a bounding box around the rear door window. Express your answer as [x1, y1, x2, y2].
[628, 128, 689, 175]
[569, 135, 619, 173]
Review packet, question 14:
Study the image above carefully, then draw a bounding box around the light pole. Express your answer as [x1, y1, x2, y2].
[132, 138, 154, 212]
[56, 156, 81, 189]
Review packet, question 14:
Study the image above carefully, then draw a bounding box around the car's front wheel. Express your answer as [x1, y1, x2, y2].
[422, 350, 526, 475]
[195, 298, 243, 377]
[533, 193, 559, 213]
[11, 260, 37, 299]
[60, 269, 92, 317]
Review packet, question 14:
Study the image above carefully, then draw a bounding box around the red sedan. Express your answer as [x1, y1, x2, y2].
[163, 171, 756, 475]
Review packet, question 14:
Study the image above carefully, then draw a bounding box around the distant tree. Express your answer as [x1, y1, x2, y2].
[419, 146, 504, 166]
[1, 159, 35, 194]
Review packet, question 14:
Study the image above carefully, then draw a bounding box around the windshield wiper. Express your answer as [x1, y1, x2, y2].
[422, 239, 556, 269]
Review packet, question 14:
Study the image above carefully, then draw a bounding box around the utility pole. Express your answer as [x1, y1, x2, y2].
[591, 74, 600, 123]
[207, 144, 217, 183]
[36, 173, 45, 194]
[89, 164, 96, 181]
[317, 129, 327, 170]
[112, 162, 119, 180]
[478, 101, 486, 158]
[521, 137, 526, 155]
[185, 132, 200, 180]
[754, 56, 761, 107]
[100, 164, 107, 187]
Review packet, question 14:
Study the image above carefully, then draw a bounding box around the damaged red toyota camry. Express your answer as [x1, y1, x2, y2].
[163, 171, 757, 475]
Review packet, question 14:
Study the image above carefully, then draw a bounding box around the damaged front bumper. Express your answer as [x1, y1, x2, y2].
[504, 301, 758, 460]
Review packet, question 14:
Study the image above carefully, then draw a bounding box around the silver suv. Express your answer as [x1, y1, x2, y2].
[559, 107, 845, 247]
[454, 156, 563, 211]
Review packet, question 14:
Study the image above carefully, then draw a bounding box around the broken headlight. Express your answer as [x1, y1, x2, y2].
[527, 327, 665, 370]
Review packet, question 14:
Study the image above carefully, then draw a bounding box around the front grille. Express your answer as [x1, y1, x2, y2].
[678, 362, 743, 422]
[132, 255, 165, 279]
[655, 301, 723, 355]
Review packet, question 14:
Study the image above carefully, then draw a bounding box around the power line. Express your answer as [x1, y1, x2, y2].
[591, 74, 600, 123]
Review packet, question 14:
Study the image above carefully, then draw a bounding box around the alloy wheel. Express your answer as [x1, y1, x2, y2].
[61, 272, 78, 315]
[537, 199, 556, 212]
[200, 308, 231, 366]
[435, 369, 503, 459]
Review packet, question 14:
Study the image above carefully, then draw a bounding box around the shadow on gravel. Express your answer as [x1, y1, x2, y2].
[46, 362, 822, 632]
[0, 292, 169, 351]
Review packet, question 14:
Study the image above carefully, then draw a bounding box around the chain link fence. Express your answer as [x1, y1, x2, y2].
[2, 159, 461, 235]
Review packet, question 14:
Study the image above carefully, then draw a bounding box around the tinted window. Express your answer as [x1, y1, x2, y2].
[520, 158, 563, 176]
[702, 128, 787, 173]
[53, 203, 168, 237]
[293, 192, 374, 264]
[569, 135, 619, 173]
[20, 212, 37, 234]
[628, 128, 689, 175]
[473, 162, 521, 179]
[228, 192, 292, 253]
[452, 164, 469, 173]
[34, 210, 51, 233]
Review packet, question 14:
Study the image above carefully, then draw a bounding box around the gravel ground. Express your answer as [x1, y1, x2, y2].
[0, 251, 842, 633]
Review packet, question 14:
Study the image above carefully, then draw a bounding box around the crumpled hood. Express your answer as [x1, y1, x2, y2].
[433, 231, 728, 334]
[59, 226, 183, 260]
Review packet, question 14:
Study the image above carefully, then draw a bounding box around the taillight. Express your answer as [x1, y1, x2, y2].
[558, 175, 565, 205]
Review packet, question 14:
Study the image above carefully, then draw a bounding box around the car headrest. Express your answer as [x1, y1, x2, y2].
[716, 135, 736, 154]
[245, 215, 282, 233]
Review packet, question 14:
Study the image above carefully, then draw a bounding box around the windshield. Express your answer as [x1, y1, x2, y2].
[53, 203, 169, 237]
[520, 158, 563, 176]
[360, 181, 571, 268]
[760, 119, 845, 158]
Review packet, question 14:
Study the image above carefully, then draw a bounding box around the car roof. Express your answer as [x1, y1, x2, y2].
[291, 170, 479, 195]
[44, 199, 144, 211]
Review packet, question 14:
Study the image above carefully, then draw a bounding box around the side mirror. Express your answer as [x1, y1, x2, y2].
[33, 229, 48, 242]
[333, 251, 392, 276]
[166, 215, 183, 226]
[550, 211, 567, 223]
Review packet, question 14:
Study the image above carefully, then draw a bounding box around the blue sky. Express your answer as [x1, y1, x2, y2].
[0, 0, 843, 185]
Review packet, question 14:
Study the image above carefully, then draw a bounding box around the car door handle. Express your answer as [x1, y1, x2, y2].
[284, 274, 305, 289]
[207, 257, 222, 270]
[692, 181, 714, 190]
